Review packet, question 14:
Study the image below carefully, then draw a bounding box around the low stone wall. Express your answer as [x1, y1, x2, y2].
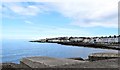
[88, 53, 119, 61]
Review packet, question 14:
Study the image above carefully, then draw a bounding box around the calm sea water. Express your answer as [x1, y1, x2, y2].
[1, 39, 117, 64]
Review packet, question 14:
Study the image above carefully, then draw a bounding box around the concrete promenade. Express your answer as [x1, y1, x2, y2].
[20, 56, 86, 68]
[1, 56, 119, 69]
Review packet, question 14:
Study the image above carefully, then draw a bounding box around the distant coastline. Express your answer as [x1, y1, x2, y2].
[30, 35, 120, 50]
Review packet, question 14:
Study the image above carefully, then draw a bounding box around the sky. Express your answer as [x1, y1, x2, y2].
[1, 0, 119, 40]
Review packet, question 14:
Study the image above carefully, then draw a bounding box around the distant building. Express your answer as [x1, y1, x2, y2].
[101, 37, 109, 43]
[114, 37, 118, 43]
[108, 37, 114, 43]
[40, 39, 47, 42]
[38, 35, 119, 44]
[69, 37, 84, 42]
[59, 37, 69, 42]
[47, 37, 70, 42]
[83, 38, 91, 43]
[47, 39, 61, 42]
[89, 37, 95, 43]
[95, 38, 102, 43]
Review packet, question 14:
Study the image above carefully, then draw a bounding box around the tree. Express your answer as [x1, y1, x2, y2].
[114, 35, 116, 38]
[69, 37, 73, 40]
[118, 35, 120, 37]
[109, 35, 111, 38]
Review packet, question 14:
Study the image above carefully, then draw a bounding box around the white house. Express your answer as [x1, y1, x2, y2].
[47, 39, 61, 42]
[89, 38, 95, 43]
[101, 37, 109, 43]
[96, 38, 103, 43]
[108, 37, 114, 43]
[70, 37, 83, 42]
[114, 37, 118, 42]
[83, 38, 91, 43]
[40, 39, 46, 42]
[60, 39, 70, 42]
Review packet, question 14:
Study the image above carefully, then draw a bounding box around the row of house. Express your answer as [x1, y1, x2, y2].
[39, 35, 120, 44]
[69, 35, 120, 44]
[46, 37, 69, 42]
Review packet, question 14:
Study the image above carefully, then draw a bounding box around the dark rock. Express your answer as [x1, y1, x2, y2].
[67, 57, 84, 61]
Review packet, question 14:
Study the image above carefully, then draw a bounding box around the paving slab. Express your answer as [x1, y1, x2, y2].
[20, 56, 86, 68]
[57, 58, 119, 68]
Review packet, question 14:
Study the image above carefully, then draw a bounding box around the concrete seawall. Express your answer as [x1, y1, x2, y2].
[88, 53, 119, 61]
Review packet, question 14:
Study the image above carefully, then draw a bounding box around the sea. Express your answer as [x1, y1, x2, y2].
[1, 39, 117, 64]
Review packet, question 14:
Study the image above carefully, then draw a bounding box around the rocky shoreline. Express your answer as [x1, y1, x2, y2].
[57, 42, 120, 50]
[1, 52, 119, 70]
[30, 35, 120, 51]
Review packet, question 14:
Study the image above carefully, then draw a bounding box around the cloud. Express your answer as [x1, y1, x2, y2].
[2, 0, 119, 28]
[24, 20, 34, 24]
[70, 17, 118, 28]
[10, 5, 40, 16]
[47, 0, 119, 28]
[2, 2, 49, 16]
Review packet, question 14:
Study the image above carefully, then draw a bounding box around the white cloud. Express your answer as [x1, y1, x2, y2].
[2, 3, 49, 16]
[10, 5, 40, 16]
[2, 0, 119, 28]
[10, 5, 45, 16]
[47, 0, 119, 28]
[71, 17, 118, 28]
[25, 20, 34, 24]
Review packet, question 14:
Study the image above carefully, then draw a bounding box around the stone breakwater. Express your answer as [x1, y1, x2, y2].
[1, 53, 119, 69]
